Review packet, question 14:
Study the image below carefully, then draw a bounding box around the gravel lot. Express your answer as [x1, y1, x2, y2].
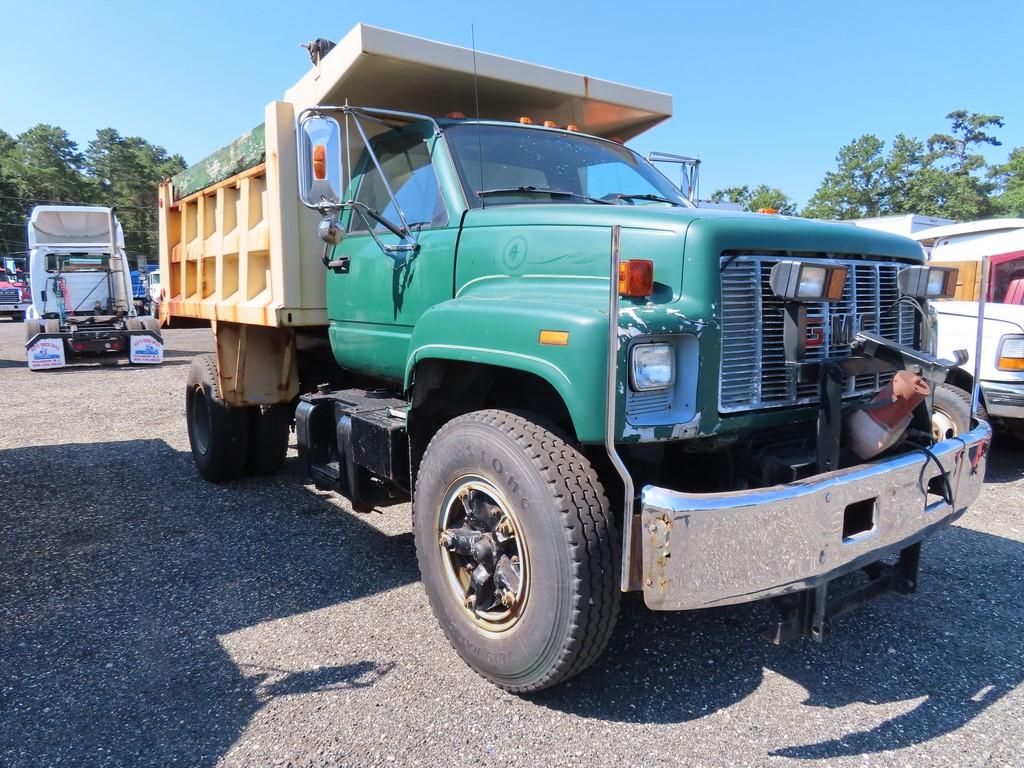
[1, 321, 1022, 767]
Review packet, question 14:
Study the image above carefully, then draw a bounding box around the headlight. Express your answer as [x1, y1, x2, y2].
[630, 343, 674, 391]
[769, 260, 847, 301]
[997, 334, 1024, 370]
[897, 265, 959, 299]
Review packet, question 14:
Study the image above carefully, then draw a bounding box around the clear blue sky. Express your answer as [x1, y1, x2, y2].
[1, 0, 1021, 206]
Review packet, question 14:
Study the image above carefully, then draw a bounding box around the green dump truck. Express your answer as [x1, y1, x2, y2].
[159, 24, 991, 692]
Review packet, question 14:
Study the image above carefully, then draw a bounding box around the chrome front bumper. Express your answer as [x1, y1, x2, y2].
[640, 421, 991, 610]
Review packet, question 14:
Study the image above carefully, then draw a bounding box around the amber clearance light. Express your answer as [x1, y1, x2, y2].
[618, 259, 654, 298]
[312, 144, 328, 180]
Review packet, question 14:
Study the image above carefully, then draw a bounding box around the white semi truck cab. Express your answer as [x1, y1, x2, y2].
[23, 205, 164, 370]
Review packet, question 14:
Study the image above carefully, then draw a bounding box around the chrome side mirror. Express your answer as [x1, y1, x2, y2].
[298, 115, 343, 209]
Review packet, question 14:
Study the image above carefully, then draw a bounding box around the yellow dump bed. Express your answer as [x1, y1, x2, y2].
[157, 23, 673, 329]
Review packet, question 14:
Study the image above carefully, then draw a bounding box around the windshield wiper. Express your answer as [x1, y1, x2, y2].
[476, 186, 612, 205]
[612, 193, 684, 206]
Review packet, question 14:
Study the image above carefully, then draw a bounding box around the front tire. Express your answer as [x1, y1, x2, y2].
[413, 410, 619, 692]
[931, 382, 984, 441]
[186, 353, 249, 481]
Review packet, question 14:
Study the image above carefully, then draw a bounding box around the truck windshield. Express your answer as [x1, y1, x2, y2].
[444, 123, 691, 209]
[45, 253, 111, 272]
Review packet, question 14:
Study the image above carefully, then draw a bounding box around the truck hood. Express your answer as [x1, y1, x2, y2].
[464, 204, 925, 261]
[935, 300, 1024, 333]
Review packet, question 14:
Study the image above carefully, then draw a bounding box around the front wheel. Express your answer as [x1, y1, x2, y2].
[413, 410, 619, 693]
[931, 382, 985, 442]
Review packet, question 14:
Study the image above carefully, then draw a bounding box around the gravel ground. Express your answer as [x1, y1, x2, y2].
[1, 321, 1022, 768]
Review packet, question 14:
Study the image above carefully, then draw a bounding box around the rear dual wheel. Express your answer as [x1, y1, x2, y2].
[186, 353, 291, 481]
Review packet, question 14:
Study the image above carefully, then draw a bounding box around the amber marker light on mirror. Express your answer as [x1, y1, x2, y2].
[618, 260, 654, 298]
[538, 330, 570, 346]
[312, 144, 327, 180]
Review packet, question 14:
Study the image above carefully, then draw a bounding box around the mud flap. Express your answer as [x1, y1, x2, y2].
[128, 331, 164, 364]
[26, 334, 66, 370]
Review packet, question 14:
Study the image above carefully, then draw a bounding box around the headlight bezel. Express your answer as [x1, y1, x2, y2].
[630, 342, 675, 392]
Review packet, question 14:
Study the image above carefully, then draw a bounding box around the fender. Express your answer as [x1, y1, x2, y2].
[406, 278, 612, 442]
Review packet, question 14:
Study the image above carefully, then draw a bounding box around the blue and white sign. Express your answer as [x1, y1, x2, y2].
[27, 338, 66, 370]
[129, 334, 163, 364]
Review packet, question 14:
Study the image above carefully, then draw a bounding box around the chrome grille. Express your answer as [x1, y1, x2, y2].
[719, 255, 916, 413]
[0, 288, 19, 304]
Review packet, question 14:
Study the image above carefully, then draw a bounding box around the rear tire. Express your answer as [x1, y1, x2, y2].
[186, 353, 249, 482]
[413, 409, 619, 693]
[246, 404, 291, 476]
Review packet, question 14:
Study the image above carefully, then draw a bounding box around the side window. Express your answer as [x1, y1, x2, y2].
[350, 129, 447, 233]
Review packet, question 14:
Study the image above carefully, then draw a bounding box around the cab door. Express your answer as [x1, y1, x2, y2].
[327, 123, 460, 382]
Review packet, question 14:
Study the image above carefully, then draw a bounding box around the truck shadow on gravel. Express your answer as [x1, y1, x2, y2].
[0, 439, 413, 768]
[535, 447, 1024, 759]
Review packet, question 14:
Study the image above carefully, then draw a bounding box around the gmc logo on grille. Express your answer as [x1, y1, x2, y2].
[807, 312, 876, 348]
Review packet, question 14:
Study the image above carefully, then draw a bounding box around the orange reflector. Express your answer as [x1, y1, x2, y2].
[446, 111, 466, 119]
[756, 207, 778, 214]
[998, 356, 1024, 370]
[826, 266, 847, 301]
[538, 330, 570, 346]
[543, 120, 558, 128]
[618, 260, 654, 297]
[312, 144, 327, 180]
[566, 124, 579, 132]
[519, 116, 534, 124]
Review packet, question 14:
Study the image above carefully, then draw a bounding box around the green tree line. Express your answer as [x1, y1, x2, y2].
[712, 109, 1024, 220]
[0, 124, 185, 259]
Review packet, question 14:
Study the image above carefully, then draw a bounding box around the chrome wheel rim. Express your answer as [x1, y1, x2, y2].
[438, 475, 529, 633]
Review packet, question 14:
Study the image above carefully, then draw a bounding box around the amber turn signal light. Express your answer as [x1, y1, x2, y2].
[538, 330, 570, 346]
[619, 259, 654, 297]
[312, 144, 327, 180]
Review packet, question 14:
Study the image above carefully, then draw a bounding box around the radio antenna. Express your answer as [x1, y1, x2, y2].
[471, 23, 485, 208]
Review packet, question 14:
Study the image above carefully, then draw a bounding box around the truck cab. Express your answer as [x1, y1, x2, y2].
[0, 258, 29, 321]
[23, 205, 164, 369]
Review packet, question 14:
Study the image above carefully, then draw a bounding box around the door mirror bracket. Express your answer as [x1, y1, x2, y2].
[299, 106, 434, 267]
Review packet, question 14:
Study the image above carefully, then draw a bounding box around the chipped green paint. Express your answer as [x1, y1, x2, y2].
[170, 124, 266, 200]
